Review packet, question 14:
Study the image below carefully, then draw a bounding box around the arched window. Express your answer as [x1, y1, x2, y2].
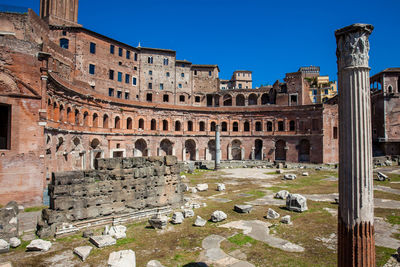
[266, 121, 273, 132]
[175, 121, 181, 131]
[103, 114, 109, 128]
[233, 122, 239, 132]
[278, 121, 284, 131]
[83, 111, 89, 126]
[67, 107, 72, 123]
[151, 119, 156, 130]
[179, 95, 185, 102]
[138, 118, 144, 130]
[163, 120, 168, 131]
[59, 105, 64, 122]
[199, 121, 205, 131]
[244, 121, 250, 132]
[248, 94, 258, 105]
[289, 120, 295, 131]
[255, 121, 262, 131]
[236, 94, 245, 106]
[163, 94, 169, 102]
[74, 109, 80, 125]
[221, 122, 228, 132]
[114, 116, 121, 129]
[59, 38, 69, 49]
[223, 95, 232, 106]
[127, 118, 133, 129]
[261, 93, 270, 105]
[187, 121, 193, 131]
[388, 85, 393, 93]
[210, 122, 216, 132]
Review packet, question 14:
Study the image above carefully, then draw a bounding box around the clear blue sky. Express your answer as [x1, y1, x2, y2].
[3, 0, 400, 87]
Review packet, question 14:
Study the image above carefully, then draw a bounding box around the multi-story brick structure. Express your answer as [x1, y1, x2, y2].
[370, 68, 400, 156]
[0, 0, 340, 206]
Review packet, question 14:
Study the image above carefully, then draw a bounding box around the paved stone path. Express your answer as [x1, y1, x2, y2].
[199, 235, 255, 267]
[221, 168, 277, 180]
[375, 185, 400, 195]
[219, 220, 304, 253]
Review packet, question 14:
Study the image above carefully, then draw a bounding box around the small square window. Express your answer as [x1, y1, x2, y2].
[125, 92, 130, 100]
[89, 64, 95, 75]
[179, 95, 185, 102]
[178, 84, 182, 88]
[160, 83, 164, 90]
[118, 72, 122, 82]
[134, 67, 137, 70]
[62, 30, 67, 36]
[195, 96, 200, 102]
[132, 77, 137, 85]
[126, 50, 130, 59]
[90, 42, 96, 54]
[149, 70, 153, 75]
[163, 58, 168, 65]
[166, 72, 170, 77]
[117, 91, 122, 98]
[110, 44, 114, 54]
[118, 47, 123, 57]
[148, 83, 152, 89]
[108, 88, 114, 97]
[181, 73, 184, 78]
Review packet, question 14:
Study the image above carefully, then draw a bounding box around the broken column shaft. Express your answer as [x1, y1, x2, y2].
[335, 24, 375, 267]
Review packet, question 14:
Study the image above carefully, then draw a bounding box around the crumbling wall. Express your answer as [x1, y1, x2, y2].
[38, 156, 183, 237]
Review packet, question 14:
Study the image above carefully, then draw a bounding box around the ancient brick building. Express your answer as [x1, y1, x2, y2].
[0, 0, 340, 205]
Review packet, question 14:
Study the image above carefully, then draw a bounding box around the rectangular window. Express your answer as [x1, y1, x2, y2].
[160, 83, 164, 90]
[166, 72, 170, 77]
[134, 53, 138, 61]
[148, 57, 153, 64]
[181, 73, 184, 78]
[110, 44, 114, 54]
[163, 58, 168, 65]
[132, 77, 137, 85]
[148, 83, 152, 89]
[149, 70, 152, 75]
[0, 104, 11, 149]
[108, 88, 114, 97]
[126, 50, 130, 59]
[125, 74, 130, 84]
[209, 71, 212, 76]
[118, 47, 123, 57]
[178, 84, 182, 88]
[109, 69, 114, 80]
[195, 96, 200, 102]
[333, 126, 338, 139]
[313, 89, 317, 95]
[194, 70, 197, 75]
[89, 64, 95, 75]
[90, 42, 96, 54]
[325, 89, 329, 95]
[125, 92, 130, 100]
[117, 91, 122, 98]
[239, 84, 242, 89]
[118, 72, 122, 82]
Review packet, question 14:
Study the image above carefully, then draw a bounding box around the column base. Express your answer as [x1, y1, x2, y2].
[338, 218, 375, 267]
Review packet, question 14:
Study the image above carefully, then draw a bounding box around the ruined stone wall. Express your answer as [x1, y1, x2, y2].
[43, 156, 183, 228]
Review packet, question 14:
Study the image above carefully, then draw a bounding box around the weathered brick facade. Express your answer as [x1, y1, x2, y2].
[0, 1, 341, 206]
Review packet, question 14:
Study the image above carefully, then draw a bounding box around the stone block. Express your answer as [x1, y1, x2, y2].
[266, 208, 280, 219]
[234, 204, 253, 213]
[211, 211, 227, 222]
[26, 239, 52, 251]
[216, 183, 226, 191]
[148, 215, 168, 229]
[286, 194, 308, 212]
[0, 239, 10, 254]
[165, 155, 177, 166]
[147, 260, 165, 267]
[194, 216, 206, 227]
[275, 190, 289, 200]
[9, 237, 21, 248]
[171, 212, 184, 224]
[280, 215, 291, 224]
[283, 174, 297, 180]
[108, 249, 136, 267]
[74, 246, 92, 261]
[196, 184, 208, 191]
[90, 235, 116, 248]
[183, 209, 194, 218]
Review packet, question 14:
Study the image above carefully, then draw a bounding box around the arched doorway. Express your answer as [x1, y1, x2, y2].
[208, 140, 216, 160]
[185, 139, 196, 161]
[298, 139, 310, 162]
[275, 140, 286, 161]
[232, 139, 242, 160]
[255, 139, 263, 160]
[160, 139, 173, 155]
[248, 93, 258, 105]
[135, 139, 148, 156]
[236, 94, 245, 106]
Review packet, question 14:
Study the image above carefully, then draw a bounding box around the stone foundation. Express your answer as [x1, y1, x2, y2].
[37, 156, 183, 237]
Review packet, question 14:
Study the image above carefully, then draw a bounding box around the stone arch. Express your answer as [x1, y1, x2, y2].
[52, 101, 59, 121]
[275, 140, 286, 161]
[90, 138, 101, 149]
[231, 139, 242, 160]
[255, 139, 263, 160]
[83, 111, 89, 126]
[114, 116, 121, 129]
[248, 93, 258, 105]
[236, 94, 245, 106]
[175, 121, 181, 131]
[56, 135, 64, 152]
[59, 104, 64, 122]
[261, 93, 270, 105]
[160, 139, 173, 155]
[127, 117, 133, 129]
[298, 139, 310, 162]
[74, 109, 80, 125]
[208, 140, 216, 160]
[135, 138, 148, 156]
[223, 94, 232, 106]
[185, 139, 196, 161]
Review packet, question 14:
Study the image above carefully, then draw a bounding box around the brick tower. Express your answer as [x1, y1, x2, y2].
[40, 0, 80, 26]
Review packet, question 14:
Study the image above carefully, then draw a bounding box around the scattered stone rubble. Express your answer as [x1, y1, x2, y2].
[286, 194, 308, 212]
[280, 215, 291, 224]
[0, 239, 10, 254]
[217, 183, 226, 191]
[234, 204, 253, 213]
[26, 239, 52, 251]
[9, 237, 21, 248]
[275, 190, 289, 199]
[108, 249, 136, 267]
[196, 184, 209, 191]
[147, 260, 165, 267]
[266, 208, 280, 219]
[73, 246, 92, 261]
[211, 211, 227, 222]
[194, 216, 207, 227]
[283, 174, 297, 180]
[90, 235, 116, 248]
[104, 225, 127, 239]
[171, 212, 184, 224]
[0, 201, 19, 240]
[183, 209, 194, 218]
[148, 214, 168, 229]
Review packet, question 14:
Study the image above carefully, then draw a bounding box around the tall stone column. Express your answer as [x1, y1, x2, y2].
[335, 24, 375, 267]
[215, 125, 221, 170]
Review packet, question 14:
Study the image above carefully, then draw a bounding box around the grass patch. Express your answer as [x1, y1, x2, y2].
[24, 206, 48, 213]
[116, 237, 135, 246]
[57, 233, 82, 243]
[246, 190, 266, 198]
[376, 246, 396, 267]
[387, 215, 400, 225]
[228, 233, 256, 246]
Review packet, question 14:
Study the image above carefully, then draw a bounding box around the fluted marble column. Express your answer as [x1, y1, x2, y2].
[215, 125, 221, 170]
[335, 24, 375, 267]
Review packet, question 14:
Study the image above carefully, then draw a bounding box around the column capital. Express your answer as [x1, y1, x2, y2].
[335, 23, 374, 69]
